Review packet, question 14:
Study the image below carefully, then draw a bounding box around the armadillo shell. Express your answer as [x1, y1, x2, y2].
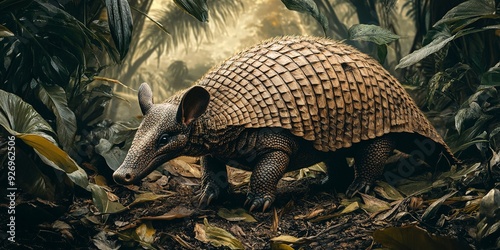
[168, 36, 453, 158]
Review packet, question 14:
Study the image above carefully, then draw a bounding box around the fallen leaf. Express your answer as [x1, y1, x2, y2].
[156, 175, 169, 186]
[90, 184, 127, 214]
[294, 208, 325, 220]
[270, 235, 302, 244]
[373, 225, 472, 250]
[145, 170, 163, 182]
[92, 231, 120, 250]
[164, 159, 202, 178]
[374, 181, 404, 200]
[230, 225, 246, 237]
[227, 167, 251, 187]
[360, 193, 391, 215]
[310, 202, 359, 222]
[128, 192, 170, 207]
[340, 201, 360, 214]
[463, 197, 481, 213]
[135, 222, 156, 245]
[52, 220, 71, 230]
[217, 208, 257, 222]
[177, 156, 199, 164]
[421, 191, 457, 221]
[141, 206, 194, 221]
[114, 221, 129, 227]
[194, 218, 244, 249]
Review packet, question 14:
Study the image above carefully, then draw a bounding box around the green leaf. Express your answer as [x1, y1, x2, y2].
[19, 134, 89, 190]
[173, 0, 209, 22]
[348, 24, 400, 45]
[281, 0, 329, 36]
[0, 89, 56, 139]
[455, 102, 482, 133]
[434, 0, 496, 27]
[105, 0, 133, 60]
[0, 89, 89, 190]
[396, 29, 455, 69]
[38, 83, 77, 150]
[95, 138, 127, 171]
[90, 183, 127, 214]
[377, 44, 388, 64]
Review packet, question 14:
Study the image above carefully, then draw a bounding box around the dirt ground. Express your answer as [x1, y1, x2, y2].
[3, 155, 485, 250]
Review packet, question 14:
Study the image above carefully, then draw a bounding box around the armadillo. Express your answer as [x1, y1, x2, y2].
[113, 36, 458, 211]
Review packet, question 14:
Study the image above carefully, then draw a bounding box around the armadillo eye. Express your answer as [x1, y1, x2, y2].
[157, 133, 170, 147]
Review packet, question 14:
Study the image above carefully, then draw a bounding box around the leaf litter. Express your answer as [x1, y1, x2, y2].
[10, 154, 499, 249]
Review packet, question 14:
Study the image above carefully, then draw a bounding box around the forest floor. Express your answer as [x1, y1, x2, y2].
[4, 155, 496, 250]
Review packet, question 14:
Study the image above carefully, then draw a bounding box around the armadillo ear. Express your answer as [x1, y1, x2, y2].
[138, 83, 154, 115]
[177, 86, 210, 125]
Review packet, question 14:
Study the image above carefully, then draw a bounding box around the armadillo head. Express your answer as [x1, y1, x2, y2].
[113, 83, 210, 185]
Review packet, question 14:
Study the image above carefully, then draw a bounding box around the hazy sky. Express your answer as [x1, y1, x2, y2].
[151, 0, 323, 80]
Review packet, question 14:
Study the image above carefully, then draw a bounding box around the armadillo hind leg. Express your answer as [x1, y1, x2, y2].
[246, 150, 290, 212]
[346, 135, 396, 197]
[196, 156, 229, 207]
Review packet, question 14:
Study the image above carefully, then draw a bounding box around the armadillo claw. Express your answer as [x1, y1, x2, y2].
[195, 185, 220, 208]
[245, 193, 274, 212]
[345, 178, 373, 198]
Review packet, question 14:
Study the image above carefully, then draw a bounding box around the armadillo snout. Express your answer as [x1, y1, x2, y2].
[112, 171, 135, 185]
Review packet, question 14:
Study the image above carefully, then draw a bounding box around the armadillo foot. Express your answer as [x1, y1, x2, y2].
[244, 193, 274, 212]
[195, 183, 220, 208]
[345, 178, 373, 198]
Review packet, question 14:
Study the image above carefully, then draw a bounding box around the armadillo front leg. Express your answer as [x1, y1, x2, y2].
[196, 156, 229, 207]
[246, 150, 289, 212]
[346, 135, 395, 197]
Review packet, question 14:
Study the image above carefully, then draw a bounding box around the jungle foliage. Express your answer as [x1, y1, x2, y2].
[0, 0, 133, 210]
[0, 0, 499, 249]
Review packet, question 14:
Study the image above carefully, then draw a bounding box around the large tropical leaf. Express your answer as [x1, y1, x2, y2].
[70, 84, 114, 125]
[348, 24, 400, 63]
[281, 0, 329, 35]
[1, 1, 120, 96]
[0, 89, 89, 190]
[105, 0, 133, 60]
[0, 90, 56, 140]
[433, 0, 496, 27]
[37, 83, 77, 150]
[173, 0, 209, 22]
[348, 24, 400, 45]
[396, 27, 455, 69]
